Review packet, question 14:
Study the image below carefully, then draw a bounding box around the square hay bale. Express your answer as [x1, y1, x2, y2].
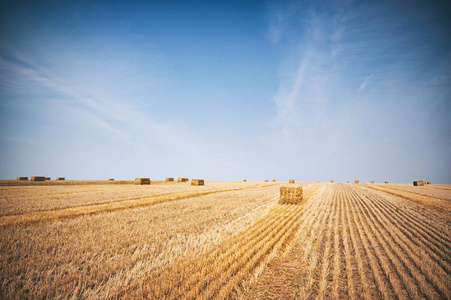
[280, 186, 303, 204]
[427, 181, 431, 184]
[355, 180, 359, 184]
[45, 177, 51, 180]
[166, 178, 174, 182]
[289, 179, 295, 183]
[385, 181, 389, 184]
[265, 180, 268, 182]
[17, 177, 28, 181]
[272, 180, 276, 182]
[30, 176, 45, 181]
[56, 177, 65, 181]
[243, 179, 247, 182]
[178, 178, 189, 182]
[371, 181, 375, 183]
[108, 178, 114, 181]
[413, 180, 424, 186]
[135, 178, 150, 185]
[191, 179, 204, 186]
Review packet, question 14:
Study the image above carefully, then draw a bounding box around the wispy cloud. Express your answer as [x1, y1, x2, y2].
[358, 73, 374, 92]
[0, 46, 207, 156]
[1, 136, 48, 146]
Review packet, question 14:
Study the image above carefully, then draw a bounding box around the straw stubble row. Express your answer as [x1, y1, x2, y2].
[244, 184, 450, 299]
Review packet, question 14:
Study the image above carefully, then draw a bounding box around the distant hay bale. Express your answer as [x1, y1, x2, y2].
[56, 177, 65, 181]
[347, 181, 350, 183]
[30, 176, 45, 181]
[16, 177, 28, 181]
[45, 177, 51, 180]
[265, 180, 268, 182]
[289, 179, 295, 183]
[331, 180, 334, 183]
[280, 186, 303, 204]
[385, 181, 389, 184]
[166, 178, 174, 182]
[427, 181, 431, 184]
[371, 181, 375, 183]
[272, 180, 276, 182]
[108, 178, 114, 181]
[243, 179, 247, 182]
[413, 180, 424, 186]
[355, 180, 359, 184]
[135, 178, 150, 185]
[191, 179, 204, 186]
[178, 178, 189, 182]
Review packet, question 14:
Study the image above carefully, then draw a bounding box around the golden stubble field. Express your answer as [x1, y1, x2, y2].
[0, 180, 450, 299]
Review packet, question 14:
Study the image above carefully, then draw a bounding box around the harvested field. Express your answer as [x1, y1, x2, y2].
[0, 181, 449, 299]
[245, 184, 451, 299]
[0, 181, 266, 216]
[371, 183, 451, 200]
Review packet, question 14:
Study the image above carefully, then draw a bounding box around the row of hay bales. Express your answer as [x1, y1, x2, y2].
[134, 178, 204, 186]
[17, 176, 65, 181]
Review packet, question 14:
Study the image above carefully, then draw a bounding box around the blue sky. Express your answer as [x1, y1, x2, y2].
[0, 0, 450, 183]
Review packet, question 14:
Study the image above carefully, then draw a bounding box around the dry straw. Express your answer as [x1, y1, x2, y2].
[427, 181, 431, 184]
[16, 177, 28, 181]
[289, 179, 295, 183]
[135, 178, 150, 185]
[355, 180, 359, 183]
[272, 180, 276, 182]
[371, 181, 375, 183]
[45, 177, 51, 180]
[56, 177, 65, 181]
[108, 178, 114, 181]
[177, 178, 189, 182]
[347, 181, 350, 183]
[30, 176, 45, 181]
[166, 178, 174, 182]
[243, 180, 247, 182]
[331, 180, 334, 183]
[264, 180, 268, 182]
[413, 180, 424, 186]
[191, 179, 204, 186]
[279, 186, 303, 204]
[385, 181, 389, 184]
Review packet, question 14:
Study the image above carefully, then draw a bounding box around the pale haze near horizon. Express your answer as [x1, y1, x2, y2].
[0, 0, 450, 183]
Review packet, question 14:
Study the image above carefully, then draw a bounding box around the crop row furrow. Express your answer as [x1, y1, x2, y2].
[316, 185, 339, 298]
[352, 186, 450, 298]
[363, 186, 451, 248]
[346, 186, 409, 299]
[155, 201, 293, 297]
[359, 188, 451, 272]
[346, 187, 395, 300]
[342, 185, 380, 300]
[185, 205, 303, 299]
[359, 187, 451, 276]
[351, 187, 440, 298]
[293, 186, 336, 299]
[201, 188, 330, 299]
[341, 186, 361, 299]
[332, 185, 346, 299]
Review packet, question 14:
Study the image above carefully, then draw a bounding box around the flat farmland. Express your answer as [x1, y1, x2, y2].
[0, 181, 450, 299]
